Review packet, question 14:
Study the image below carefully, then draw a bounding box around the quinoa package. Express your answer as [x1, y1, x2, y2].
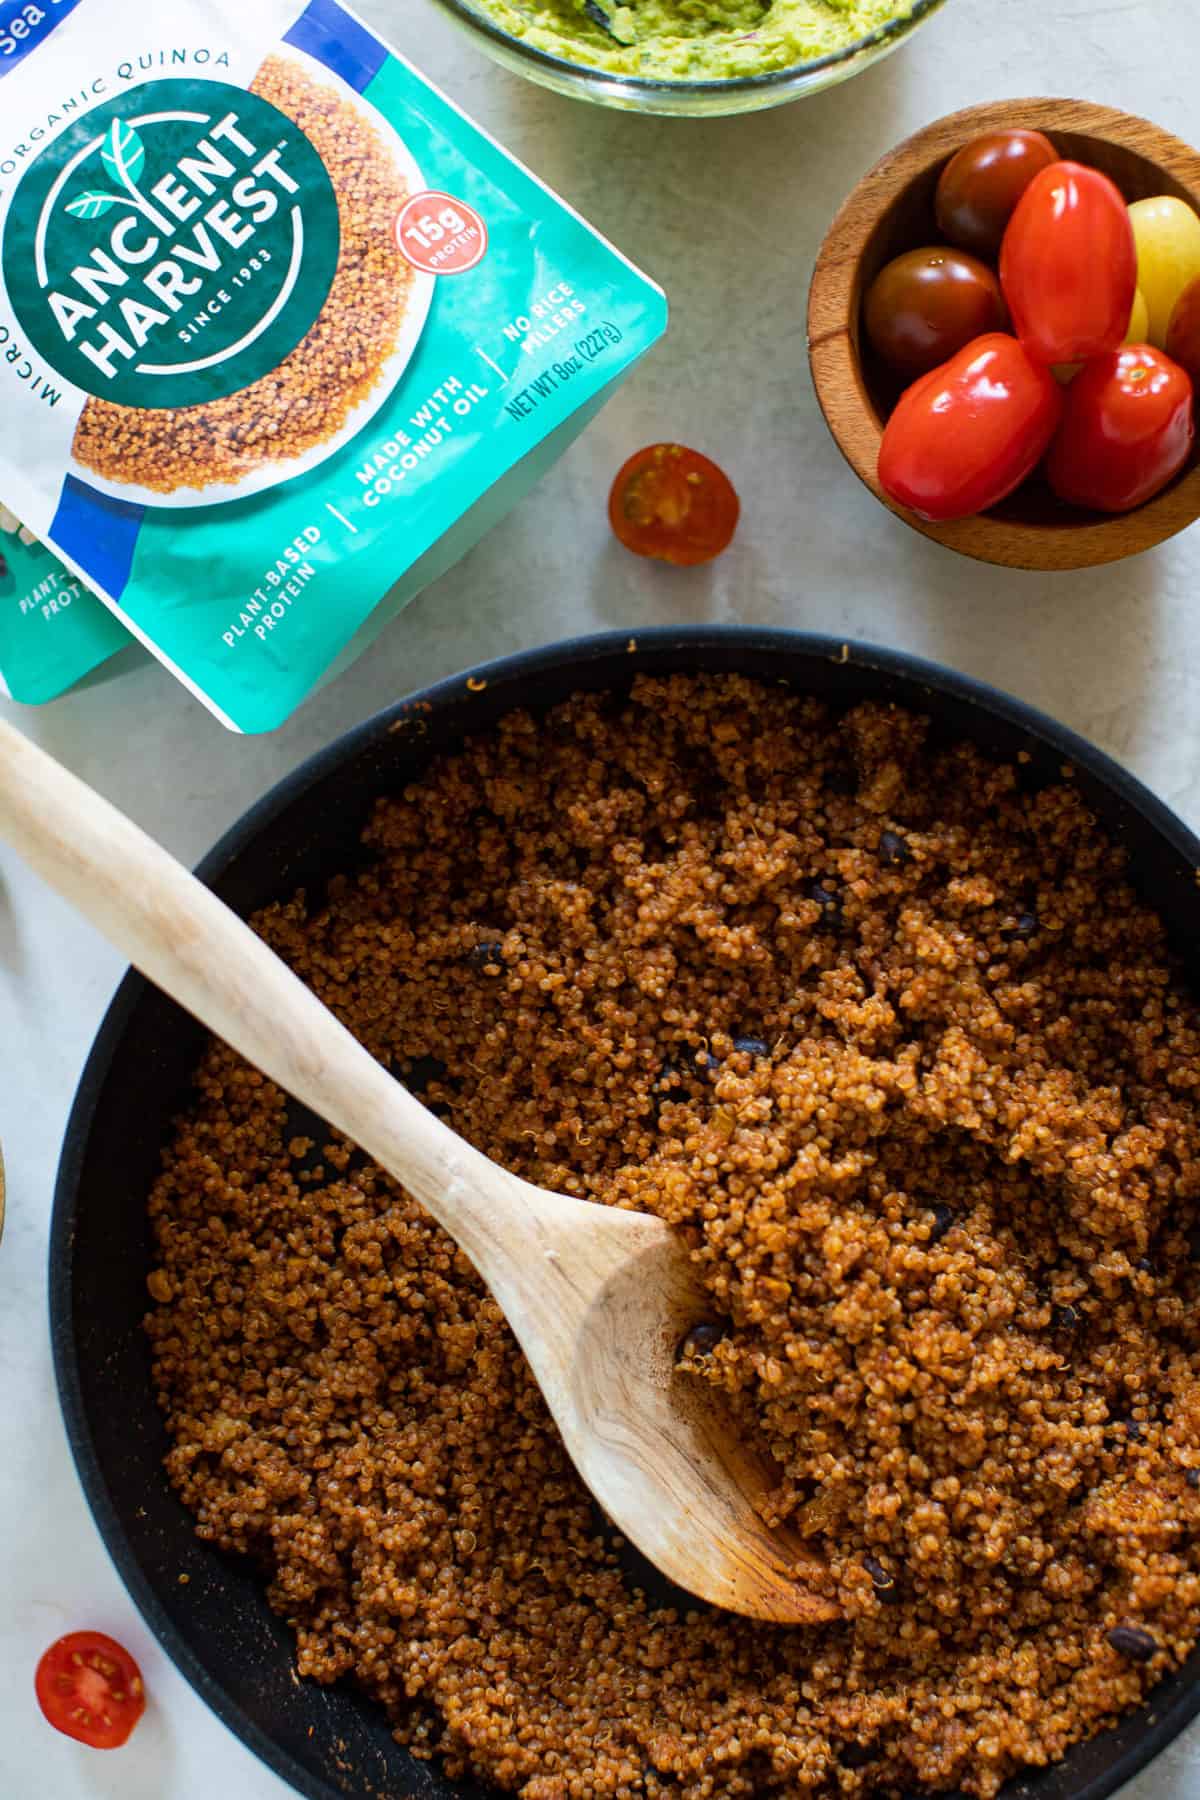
[0, 0, 667, 731]
[0, 504, 130, 703]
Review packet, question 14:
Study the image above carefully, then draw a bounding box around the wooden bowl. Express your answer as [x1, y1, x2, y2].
[808, 99, 1200, 569]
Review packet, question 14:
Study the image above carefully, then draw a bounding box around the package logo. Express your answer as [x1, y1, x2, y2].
[3, 79, 341, 408]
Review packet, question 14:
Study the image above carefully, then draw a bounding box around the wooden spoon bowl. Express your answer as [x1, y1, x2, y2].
[808, 98, 1200, 569]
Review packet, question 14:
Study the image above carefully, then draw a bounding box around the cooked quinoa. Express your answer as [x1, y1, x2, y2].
[146, 675, 1200, 1798]
[73, 54, 415, 493]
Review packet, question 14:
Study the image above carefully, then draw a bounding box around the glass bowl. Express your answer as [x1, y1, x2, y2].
[425, 0, 953, 117]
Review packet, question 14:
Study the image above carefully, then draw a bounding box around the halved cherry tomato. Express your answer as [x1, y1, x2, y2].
[878, 333, 1063, 523]
[1000, 162, 1137, 364]
[864, 246, 1008, 378]
[608, 444, 739, 566]
[1045, 346, 1194, 514]
[35, 1631, 146, 1749]
[935, 129, 1059, 258]
[1166, 274, 1200, 382]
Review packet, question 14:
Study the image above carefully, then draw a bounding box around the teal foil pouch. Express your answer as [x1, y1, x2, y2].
[0, 0, 667, 730]
[0, 507, 130, 704]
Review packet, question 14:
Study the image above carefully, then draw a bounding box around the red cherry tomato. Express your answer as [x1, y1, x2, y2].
[1166, 274, 1200, 383]
[935, 129, 1059, 258]
[864, 246, 1008, 378]
[35, 1631, 146, 1749]
[1045, 345, 1194, 513]
[608, 444, 739, 566]
[878, 333, 1063, 523]
[1000, 162, 1137, 364]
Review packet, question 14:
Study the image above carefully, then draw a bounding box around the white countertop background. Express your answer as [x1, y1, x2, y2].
[4, 0, 1200, 1793]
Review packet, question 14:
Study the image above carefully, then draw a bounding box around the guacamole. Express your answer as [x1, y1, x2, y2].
[473, 0, 920, 80]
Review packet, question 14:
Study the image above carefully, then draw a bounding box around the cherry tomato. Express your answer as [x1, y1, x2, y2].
[878, 333, 1063, 522]
[1128, 196, 1200, 347]
[1000, 162, 1137, 364]
[935, 129, 1059, 258]
[1166, 274, 1200, 382]
[1045, 346, 1194, 513]
[35, 1631, 146, 1749]
[864, 247, 1008, 378]
[608, 444, 739, 566]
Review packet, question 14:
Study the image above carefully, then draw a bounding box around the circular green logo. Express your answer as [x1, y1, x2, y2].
[3, 79, 340, 410]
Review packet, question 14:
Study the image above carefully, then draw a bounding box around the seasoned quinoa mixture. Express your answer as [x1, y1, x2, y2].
[146, 676, 1200, 1798]
[73, 54, 416, 494]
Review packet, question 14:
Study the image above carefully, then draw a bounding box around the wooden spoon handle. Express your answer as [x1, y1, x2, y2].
[0, 717, 520, 1259]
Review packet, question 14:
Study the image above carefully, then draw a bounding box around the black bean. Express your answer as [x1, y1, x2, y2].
[696, 1050, 722, 1082]
[582, 0, 616, 32]
[1106, 1625, 1158, 1663]
[863, 1555, 899, 1601]
[1136, 1256, 1155, 1275]
[1053, 1304, 1080, 1332]
[468, 940, 507, 971]
[809, 878, 843, 931]
[1186, 1470, 1200, 1490]
[1002, 911, 1039, 941]
[838, 1742, 878, 1769]
[825, 765, 857, 797]
[927, 1203, 956, 1245]
[678, 1322, 724, 1361]
[731, 1036, 770, 1058]
[404, 1054, 447, 1096]
[878, 828, 911, 867]
[1126, 1422, 1144, 1443]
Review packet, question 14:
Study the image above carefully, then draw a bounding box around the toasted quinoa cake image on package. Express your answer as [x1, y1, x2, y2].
[0, 0, 667, 730]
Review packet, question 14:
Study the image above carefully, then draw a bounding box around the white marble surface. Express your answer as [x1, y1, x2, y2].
[4, 0, 1200, 1794]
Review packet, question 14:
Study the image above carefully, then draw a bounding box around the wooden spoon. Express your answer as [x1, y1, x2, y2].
[0, 718, 835, 1626]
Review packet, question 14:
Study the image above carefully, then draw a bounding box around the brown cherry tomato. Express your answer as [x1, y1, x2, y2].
[1045, 346, 1194, 513]
[36, 1631, 147, 1750]
[935, 129, 1059, 258]
[608, 444, 739, 566]
[1166, 274, 1200, 383]
[864, 247, 1008, 378]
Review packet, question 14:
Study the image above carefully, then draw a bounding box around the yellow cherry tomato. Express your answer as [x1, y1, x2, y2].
[1128, 197, 1200, 347]
[1126, 287, 1150, 344]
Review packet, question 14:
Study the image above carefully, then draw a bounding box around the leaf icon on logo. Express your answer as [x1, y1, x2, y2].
[64, 191, 121, 221]
[100, 120, 146, 190]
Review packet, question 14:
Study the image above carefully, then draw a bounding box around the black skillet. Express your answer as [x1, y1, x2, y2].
[51, 627, 1200, 1800]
